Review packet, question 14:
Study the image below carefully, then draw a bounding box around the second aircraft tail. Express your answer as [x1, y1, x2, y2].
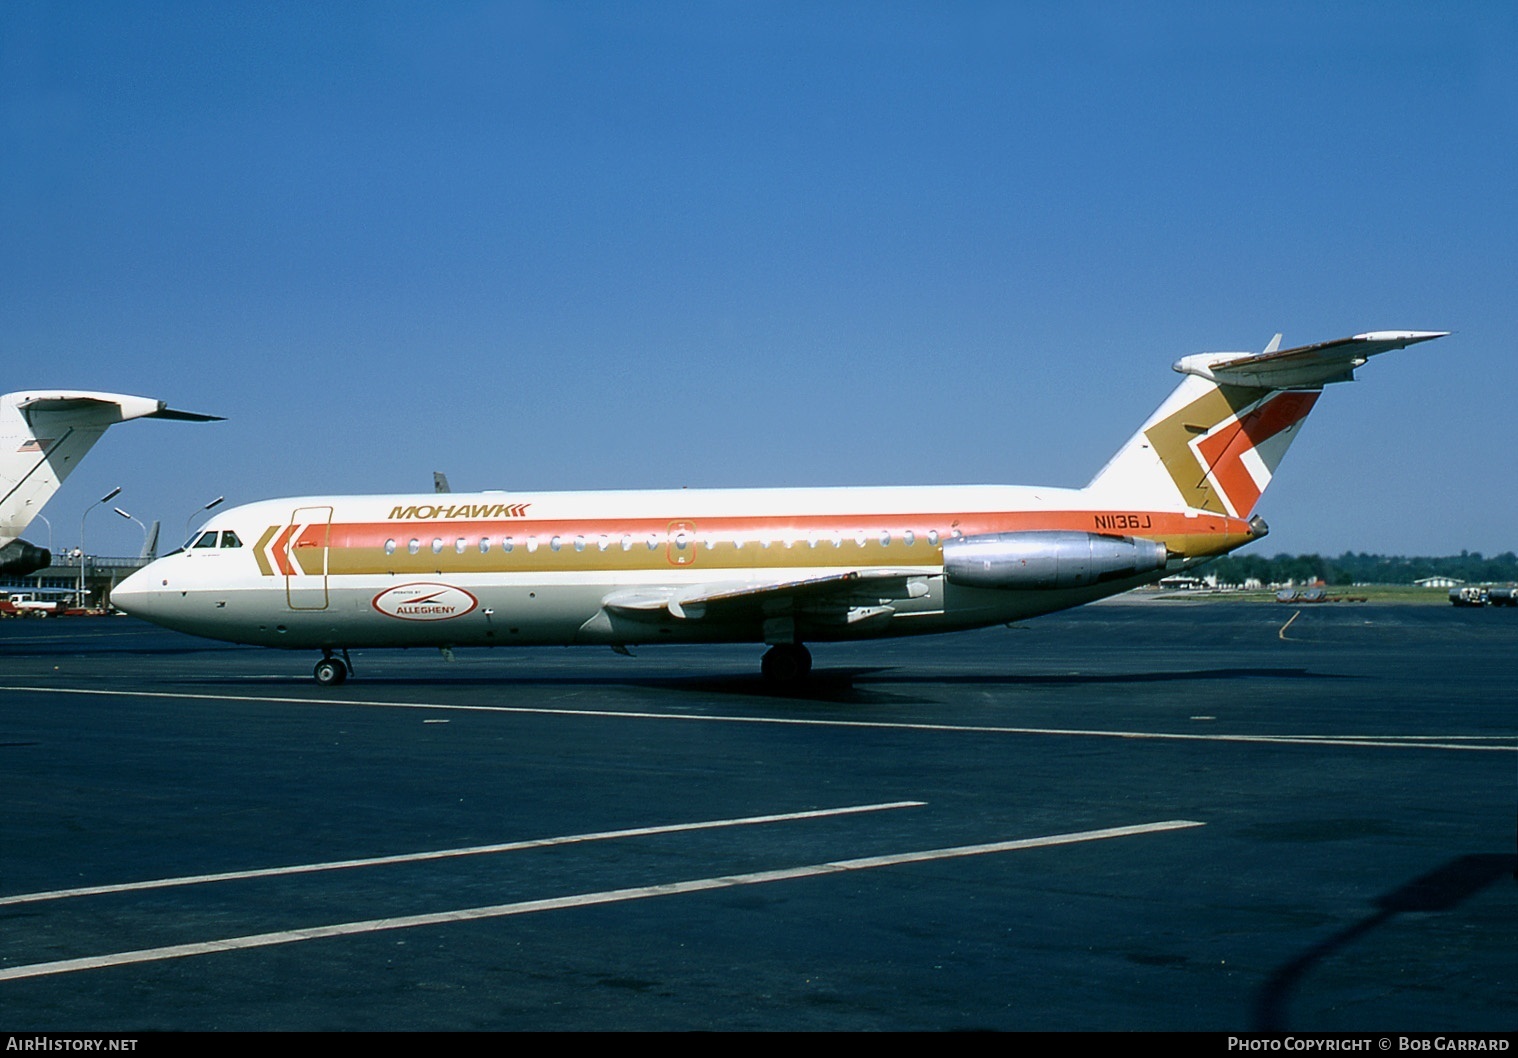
[0, 390, 223, 549]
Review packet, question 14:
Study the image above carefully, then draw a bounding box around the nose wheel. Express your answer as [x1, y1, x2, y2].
[314, 650, 352, 686]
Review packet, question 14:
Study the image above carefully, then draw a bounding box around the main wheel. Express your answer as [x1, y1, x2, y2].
[761, 643, 812, 685]
[314, 657, 348, 686]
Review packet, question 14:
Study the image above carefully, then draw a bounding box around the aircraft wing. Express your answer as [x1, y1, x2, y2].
[1176, 330, 1448, 389]
[603, 569, 931, 627]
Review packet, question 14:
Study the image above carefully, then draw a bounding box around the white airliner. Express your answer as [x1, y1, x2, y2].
[113, 331, 1445, 685]
[0, 391, 223, 576]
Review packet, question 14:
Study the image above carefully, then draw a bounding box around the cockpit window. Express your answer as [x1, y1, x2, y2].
[220, 531, 242, 549]
[193, 531, 219, 548]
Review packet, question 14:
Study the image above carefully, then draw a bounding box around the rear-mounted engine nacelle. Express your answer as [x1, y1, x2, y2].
[0, 539, 52, 577]
[943, 530, 1168, 590]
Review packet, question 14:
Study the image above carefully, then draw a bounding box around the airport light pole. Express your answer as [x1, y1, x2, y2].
[114, 507, 148, 555]
[185, 495, 225, 544]
[79, 486, 122, 607]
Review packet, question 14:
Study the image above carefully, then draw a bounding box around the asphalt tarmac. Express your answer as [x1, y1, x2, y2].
[1, 601, 1513, 1031]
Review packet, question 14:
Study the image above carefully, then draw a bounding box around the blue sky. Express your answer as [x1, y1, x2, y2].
[4, 1, 1515, 558]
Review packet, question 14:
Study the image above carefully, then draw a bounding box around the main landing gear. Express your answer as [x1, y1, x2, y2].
[314, 649, 354, 687]
[761, 643, 812, 685]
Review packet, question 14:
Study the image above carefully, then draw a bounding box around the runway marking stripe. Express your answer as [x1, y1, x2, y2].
[1, 685, 1511, 753]
[0, 820, 1203, 982]
[0, 801, 926, 907]
[0, 631, 167, 643]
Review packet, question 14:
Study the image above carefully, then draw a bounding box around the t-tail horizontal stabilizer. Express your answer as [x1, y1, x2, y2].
[1172, 330, 1449, 389]
[12, 392, 224, 425]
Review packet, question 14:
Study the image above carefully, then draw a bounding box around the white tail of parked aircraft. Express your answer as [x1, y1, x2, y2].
[0, 391, 223, 575]
[112, 331, 1445, 685]
[140, 520, 161, 561]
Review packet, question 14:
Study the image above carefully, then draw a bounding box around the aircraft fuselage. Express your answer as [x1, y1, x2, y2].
[113, 484, 1250, 652]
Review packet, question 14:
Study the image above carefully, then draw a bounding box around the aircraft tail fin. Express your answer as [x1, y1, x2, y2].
[0, 391, 223, 547]
[1083, 331, 1447, 518]
[141, 519, 160, 560]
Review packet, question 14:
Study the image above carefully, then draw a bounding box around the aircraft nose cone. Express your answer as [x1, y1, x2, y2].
[112, 564, 164, 619]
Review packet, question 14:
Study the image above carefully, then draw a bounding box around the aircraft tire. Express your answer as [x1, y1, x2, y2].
[761, 643, 812, 685]
[314, 657, 348, 687]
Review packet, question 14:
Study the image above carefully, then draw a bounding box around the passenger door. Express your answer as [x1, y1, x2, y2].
[284, 506, 333, 610]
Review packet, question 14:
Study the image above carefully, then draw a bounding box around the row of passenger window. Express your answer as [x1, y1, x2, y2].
[381, 529, 945, 557]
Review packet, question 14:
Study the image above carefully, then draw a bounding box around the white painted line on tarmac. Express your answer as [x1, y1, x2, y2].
[0, 801, 925, 908]
[2, 684, 1511, 752]
[0, 630, 165, 643]
[0, 819, 1204, 982]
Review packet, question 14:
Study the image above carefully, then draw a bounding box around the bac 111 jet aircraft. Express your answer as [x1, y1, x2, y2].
[1, 391, 222, 576]
[113, 331, 1445, 685]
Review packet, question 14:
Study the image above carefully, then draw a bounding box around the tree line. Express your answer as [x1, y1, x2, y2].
[1203, 551, 1518, 587]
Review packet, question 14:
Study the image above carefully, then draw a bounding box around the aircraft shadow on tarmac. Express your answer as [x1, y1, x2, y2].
[662, 665, 1358, 705]
[156, 663, 1358, 707]
[1253, 853, 1518, 1031]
